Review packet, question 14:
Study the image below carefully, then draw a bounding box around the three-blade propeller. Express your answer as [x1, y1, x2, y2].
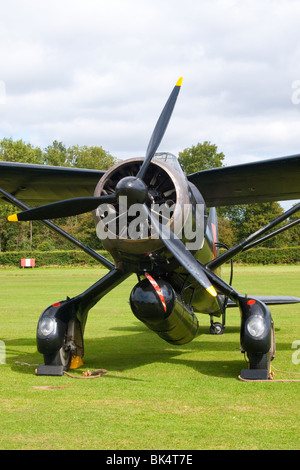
[8, 77, 217, 297]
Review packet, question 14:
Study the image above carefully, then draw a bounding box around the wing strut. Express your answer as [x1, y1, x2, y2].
[206, 203, 300, 271]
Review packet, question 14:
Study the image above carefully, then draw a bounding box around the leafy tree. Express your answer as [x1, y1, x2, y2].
[284, 204, 300, 246]
[221, 202, 289, 247]
[0, 204, 32, 251]
[43, 141, 117, 170]
[217, 217, 236, 248]
[0, 138, 44, 252]
[0, 138, 43, 164]
[43, 140, 70, 167]
[70, 145, 117, 170]
[178, 141, 225, 174]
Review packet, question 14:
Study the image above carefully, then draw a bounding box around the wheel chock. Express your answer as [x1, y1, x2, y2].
[70, 355, 84, 369]
[239, 369, 269, 381]
[35, 365, 64, 376]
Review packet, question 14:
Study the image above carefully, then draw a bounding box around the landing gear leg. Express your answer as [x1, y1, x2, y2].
[43, 317, 83, 371]
[44, 346, 72, 371]
[245, 320, 275, 373]
[37, 269, 130, 374]
[239, 298, 275, 380]
[209, 311, 225, 335]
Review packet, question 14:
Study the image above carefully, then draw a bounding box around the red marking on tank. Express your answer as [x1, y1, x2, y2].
[145, 272, 167, 312]
[52, 302, 61, 307]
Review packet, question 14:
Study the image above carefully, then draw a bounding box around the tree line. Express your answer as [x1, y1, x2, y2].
[0, 138, 298, 253]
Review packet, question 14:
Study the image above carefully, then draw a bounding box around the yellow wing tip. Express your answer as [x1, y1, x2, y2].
[7, 214, 19, 222]
[176, 77, 183, 87]
[206, 285, 218, 297]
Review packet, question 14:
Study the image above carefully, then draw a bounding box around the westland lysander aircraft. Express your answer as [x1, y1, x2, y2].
[1, 78, 300, 380]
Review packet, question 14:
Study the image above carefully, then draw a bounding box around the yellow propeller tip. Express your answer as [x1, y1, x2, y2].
[206, 285, 218, 297]
[176, 77, 183, 87]
[7, 214, 19, 222]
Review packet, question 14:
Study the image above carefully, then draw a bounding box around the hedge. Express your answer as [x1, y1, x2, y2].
[0, 247, 299, 267]
[0, 250, 114, 267]
[233, 246, 300, 265]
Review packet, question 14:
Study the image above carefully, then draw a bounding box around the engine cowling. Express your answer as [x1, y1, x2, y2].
[93, 153, 206, 269]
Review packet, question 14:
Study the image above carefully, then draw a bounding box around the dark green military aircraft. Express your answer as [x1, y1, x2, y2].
[1, 78, 299, 379]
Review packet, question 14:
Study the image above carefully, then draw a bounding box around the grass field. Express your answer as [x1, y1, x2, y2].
[0, 265, 299, 450]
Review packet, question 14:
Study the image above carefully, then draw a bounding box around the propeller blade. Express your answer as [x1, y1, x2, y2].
[142, 204, 217, 297]
[7, 194, 117, 221]
[137, 77, 183, 181]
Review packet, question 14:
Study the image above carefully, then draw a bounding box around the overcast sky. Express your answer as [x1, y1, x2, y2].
[1, 0, 300, 169]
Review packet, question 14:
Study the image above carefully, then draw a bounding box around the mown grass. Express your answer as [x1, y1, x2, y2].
[0, 265, 299, 450]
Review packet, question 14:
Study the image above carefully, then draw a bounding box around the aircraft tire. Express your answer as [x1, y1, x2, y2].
[43, 347, 72, 371]
[209, 322, 224, 335]
[247, 351, 270, 370]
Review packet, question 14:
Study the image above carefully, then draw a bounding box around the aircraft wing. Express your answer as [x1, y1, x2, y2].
[0, 161, 105, 206]
[187, 154, 300, 207]
[227, 295, 300, 307]
[1, 153, 300, 208]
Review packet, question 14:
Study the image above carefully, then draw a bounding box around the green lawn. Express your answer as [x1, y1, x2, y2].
[0, 265, 299, 450]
